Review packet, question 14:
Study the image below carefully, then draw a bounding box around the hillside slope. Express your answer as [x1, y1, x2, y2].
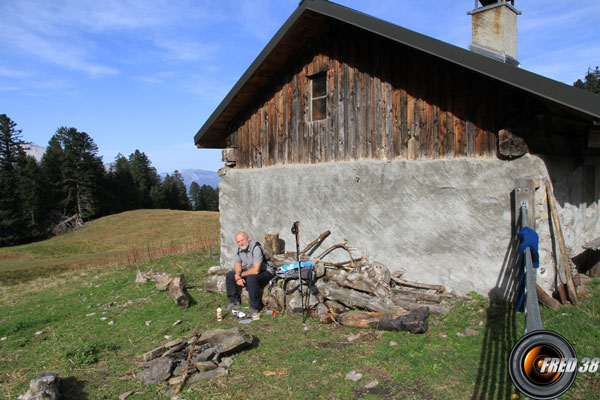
[0, 209, 220, 283]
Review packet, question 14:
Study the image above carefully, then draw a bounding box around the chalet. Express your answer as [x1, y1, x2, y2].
[194, 0, 600, 297]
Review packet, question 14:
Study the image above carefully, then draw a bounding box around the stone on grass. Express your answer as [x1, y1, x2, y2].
[118, 391, 134, 400]
[189, 367, 228, 382]
[18, 372, 60, 400]
[195, 347, 216, 362]
[465, 328, 479, 336]
[195, 361, 218, 372]
[136, 357, 173, 385]
[218, 357, 235, 368]
[197, 327, 253, 354]
[345, 370, 363, 382]
[364, 379, 379, 389]
[346, 334, 361, 343]
[145, 321, 152, 326]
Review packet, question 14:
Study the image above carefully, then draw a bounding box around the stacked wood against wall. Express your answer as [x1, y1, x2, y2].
[228, 23, 507, 168]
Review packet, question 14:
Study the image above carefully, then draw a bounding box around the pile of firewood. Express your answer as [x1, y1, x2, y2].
[136, 328, 254, 396]
[205, 230, 462, 334]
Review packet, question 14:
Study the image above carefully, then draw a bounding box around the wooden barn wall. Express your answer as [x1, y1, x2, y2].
[228, 25, 513, 169]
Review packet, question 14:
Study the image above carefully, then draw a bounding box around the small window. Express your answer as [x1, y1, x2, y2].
[310, 72, 327, 121]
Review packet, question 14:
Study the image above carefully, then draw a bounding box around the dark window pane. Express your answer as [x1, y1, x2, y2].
[312, 98, 326, 121]
[312, 74, 326, 98]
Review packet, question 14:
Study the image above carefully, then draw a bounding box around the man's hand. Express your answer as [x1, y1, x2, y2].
[235, 274, 245, 287]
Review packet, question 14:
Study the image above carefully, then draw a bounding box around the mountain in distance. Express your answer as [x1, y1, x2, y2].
[24, 143, 46, 162]
[160, 169, 220, 189]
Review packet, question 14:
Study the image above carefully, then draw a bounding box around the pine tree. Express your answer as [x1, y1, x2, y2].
[573, 66, 600, 94]
[189, 181, 202, 210]
[199, 184, 218, 211]
[16, 153, 44, 240]
[39, 136, 66, 222]
[172, 171, 192, 210]
[128, 150, 161, 208]
[0, 114, 29, 245]
[42, 127, 107, 220]
[106, 154, 136, 213]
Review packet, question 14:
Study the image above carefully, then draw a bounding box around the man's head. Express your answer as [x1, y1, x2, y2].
[236, 232, 250, 250]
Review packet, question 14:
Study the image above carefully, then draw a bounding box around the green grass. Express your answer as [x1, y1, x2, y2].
[0, 211, 598, 399]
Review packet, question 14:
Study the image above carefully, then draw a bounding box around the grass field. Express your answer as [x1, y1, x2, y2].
[0, 210, 598, 399]
[0, 209, 220, 285]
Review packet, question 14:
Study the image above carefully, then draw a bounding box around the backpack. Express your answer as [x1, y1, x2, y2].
[249, 241, 275, 275]
[275, 261, 315, 282]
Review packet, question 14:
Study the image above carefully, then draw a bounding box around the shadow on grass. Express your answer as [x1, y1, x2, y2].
[471, 202, 520, 400]
[471, 302, 518, 400]
[61, 376, 88, 400]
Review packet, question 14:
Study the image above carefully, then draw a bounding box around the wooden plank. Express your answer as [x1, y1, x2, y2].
[372, 45, 382, 159]
[348, 46, 357, 161]
[292, 74, 299, 164]
[430, 63, 441, 159]
[454, 70, 467, 157]
[398, 50, 408, 159]
[363, 40, 372, 159]
[383, 43, 393, 161]
[281, 80, 288, 165]
[329, 50, 337, 162]
[444, 67, 456, 158]
[466, 120, 475, 157]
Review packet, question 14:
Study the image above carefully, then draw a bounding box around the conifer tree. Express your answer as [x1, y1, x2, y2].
[573, 66, 600, 94]
[0, 114, 29, 245]
[189, 181, 202, 210]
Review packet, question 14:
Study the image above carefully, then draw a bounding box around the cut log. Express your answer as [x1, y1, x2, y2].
[325, 268, 390, 298]
[391, 288, 446, 303]
[390, 295, 450, 315]
[390, 276, 445, 293]
[336, 308, 429, 334]
[498, 129, 528, 159]
[168, 274, 189, 308]
[324, 300, 348, 314]
[264, 232, 281, 257]
[301, 230, 331, 255]
[316, 279, 404, 313]
[545, 180, 577, 305]
[536, 284, 561, 312]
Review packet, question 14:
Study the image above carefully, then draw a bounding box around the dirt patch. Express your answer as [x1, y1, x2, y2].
[353, 380, 440, 400]
[317, 341, 353, 349]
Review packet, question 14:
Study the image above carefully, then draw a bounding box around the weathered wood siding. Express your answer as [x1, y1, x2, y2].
[227, 24, 523, 168]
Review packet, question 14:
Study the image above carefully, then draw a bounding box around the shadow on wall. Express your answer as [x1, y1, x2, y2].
[471, 190, 520, 399]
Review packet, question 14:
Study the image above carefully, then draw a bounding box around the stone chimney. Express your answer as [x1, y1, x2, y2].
[468, 0, 521, 66]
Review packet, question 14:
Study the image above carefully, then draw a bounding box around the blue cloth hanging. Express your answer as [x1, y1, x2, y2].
[516, 226, 539, 269]
[515, 226, 540, 312]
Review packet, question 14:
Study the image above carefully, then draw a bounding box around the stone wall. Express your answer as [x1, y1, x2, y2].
[217, 155, 600, 298]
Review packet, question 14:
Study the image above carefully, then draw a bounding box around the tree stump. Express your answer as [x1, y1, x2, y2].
[264, 232, 281, 257]
[168, 274, 189, 308]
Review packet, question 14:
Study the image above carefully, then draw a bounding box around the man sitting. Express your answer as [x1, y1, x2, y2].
[224, 231, 274, 318]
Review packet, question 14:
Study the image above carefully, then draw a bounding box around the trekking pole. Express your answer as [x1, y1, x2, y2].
[291, 221, 305, 322]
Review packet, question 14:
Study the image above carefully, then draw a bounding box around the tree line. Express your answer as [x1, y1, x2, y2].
[0, 114, 218, 247]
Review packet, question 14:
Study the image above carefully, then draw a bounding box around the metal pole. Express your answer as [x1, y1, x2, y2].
[520, 201, 543, 333]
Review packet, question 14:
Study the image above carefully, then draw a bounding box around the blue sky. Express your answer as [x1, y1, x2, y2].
[1, 0, 598, 173]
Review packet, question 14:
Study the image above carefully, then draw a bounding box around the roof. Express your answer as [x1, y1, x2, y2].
[195, 0, 600, 148]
